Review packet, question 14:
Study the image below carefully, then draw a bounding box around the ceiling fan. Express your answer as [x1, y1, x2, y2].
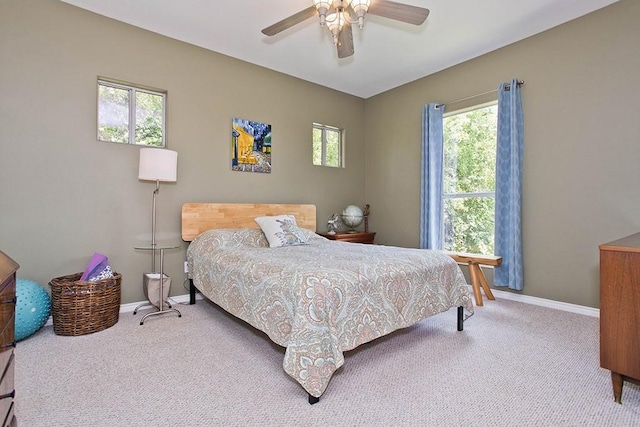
[261, 0, 430, 59]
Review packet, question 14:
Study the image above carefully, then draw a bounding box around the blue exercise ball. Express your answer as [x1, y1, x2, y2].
[15, 278, 51, 342]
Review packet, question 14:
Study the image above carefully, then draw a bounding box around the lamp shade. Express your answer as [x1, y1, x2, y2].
[138, 148, 178, 182]
[351, 0, 370, 13]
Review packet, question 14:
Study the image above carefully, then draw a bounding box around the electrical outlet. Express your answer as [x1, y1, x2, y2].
[184, 261, 189, 273]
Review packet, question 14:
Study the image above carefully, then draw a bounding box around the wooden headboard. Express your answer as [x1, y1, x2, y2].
[181, 203, 317, 241]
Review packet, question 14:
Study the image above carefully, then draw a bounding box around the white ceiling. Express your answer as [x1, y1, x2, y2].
[61, 0, 618, 99]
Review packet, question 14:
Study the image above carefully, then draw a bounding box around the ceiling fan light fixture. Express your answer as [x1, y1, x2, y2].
[326, 11, 349, 45]
[263, 0, 430, 59]
[350, 0, 370, 29]
[333, 0, 352, 8]
[313, 0, 332, 26]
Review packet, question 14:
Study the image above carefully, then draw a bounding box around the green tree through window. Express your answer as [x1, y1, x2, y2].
[442, 103, 497, 253]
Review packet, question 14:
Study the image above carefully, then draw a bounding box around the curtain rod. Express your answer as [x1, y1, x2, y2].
[435, 80, 524, 109]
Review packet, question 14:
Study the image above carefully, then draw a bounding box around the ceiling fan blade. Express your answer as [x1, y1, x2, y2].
[337, 22, 355, 58]
[367, 0, 430, 26]
[261, 6, 317, 36]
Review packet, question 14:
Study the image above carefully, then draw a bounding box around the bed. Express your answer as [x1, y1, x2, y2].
[182, 203, 474, 403]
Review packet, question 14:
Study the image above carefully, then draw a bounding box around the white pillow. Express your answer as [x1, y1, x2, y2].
[254, 215, 308, 248]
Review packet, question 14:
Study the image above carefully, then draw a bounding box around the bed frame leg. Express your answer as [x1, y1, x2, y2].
[457, 306, 464, 331]
[308, 394, 320, 405]
[189, 279, 196, 305]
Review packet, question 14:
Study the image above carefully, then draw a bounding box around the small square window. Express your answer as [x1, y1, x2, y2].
[98, 79, 166, 147]
[313, 123, 343, 167]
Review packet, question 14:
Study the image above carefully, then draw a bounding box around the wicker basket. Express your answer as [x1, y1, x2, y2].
[49, 272, 121, 336]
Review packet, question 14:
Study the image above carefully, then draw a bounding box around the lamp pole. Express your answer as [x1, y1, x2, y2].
[151, 179, 159, 273]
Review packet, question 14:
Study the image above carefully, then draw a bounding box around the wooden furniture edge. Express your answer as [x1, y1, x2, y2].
[444, 251, 502, 307]
[181, 203, 317, 241]
[599, 234, 640, 404]
[599, 232, 640, 254]
[445, 251, 502, 266]
[0, 251, 19, 280]
[317, 231, 376, 244]
[0, 250, 18, 426]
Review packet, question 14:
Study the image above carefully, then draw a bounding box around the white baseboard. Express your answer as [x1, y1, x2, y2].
[45, 288, 598, 328]
[44, 293, 204, 327]
[118, 293, 204, 314]
[483, 286, 600, 318]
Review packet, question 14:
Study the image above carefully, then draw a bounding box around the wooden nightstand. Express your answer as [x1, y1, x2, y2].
[318, 231, 376, 244]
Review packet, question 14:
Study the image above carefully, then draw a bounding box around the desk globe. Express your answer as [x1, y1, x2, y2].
[341, 205, 364, 233]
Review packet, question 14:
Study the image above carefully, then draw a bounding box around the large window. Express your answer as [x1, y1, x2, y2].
[98, 79, 166, 147]
[312, 123, 343, 167]
[442, 102, 497, 254]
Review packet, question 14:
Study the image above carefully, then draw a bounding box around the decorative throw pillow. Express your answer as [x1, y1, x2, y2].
[255, 215, 308, 248]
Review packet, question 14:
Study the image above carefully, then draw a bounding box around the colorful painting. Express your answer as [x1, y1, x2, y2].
[231, 117, 271, 173]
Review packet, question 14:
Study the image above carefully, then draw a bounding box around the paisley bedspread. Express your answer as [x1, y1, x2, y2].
[187, 228, 473, 398]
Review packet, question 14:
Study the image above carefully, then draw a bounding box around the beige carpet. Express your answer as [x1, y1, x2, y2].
[15, 297, 640, 426]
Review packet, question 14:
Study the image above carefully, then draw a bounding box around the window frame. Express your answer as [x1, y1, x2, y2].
[97, 78, 167, 147]
[441, 101, 498, 253]
[312, 122, 343, 168]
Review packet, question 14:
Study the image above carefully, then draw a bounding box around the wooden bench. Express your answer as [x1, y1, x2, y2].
[445, 252, 502, 306]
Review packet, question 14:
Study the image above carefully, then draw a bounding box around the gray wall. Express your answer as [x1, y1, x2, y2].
[364, 0, 640, 308]
[0, 1, 365, 304]
[2, 1, 638, 308]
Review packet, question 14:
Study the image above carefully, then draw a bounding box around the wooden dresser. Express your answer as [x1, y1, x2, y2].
[318, 232, 376, 244]
[599, 233, 640, 404]
[0, 251, 17, 426]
